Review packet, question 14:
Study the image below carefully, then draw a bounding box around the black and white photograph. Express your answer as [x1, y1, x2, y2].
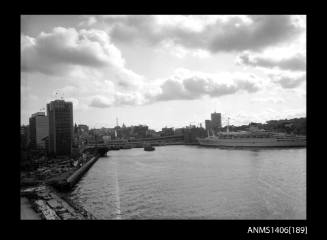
[20, 15, 306, 221]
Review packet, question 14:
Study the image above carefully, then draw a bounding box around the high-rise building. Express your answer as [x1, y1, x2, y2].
[211, 112, 222, 129]
[29, 112, 49, 149]
[47, 100, 73, 155]
[205, 120, 211, 130]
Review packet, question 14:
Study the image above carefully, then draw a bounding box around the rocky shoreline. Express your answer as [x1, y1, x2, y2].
[21, 153, 98, 220]
[21, 184, 96, 220]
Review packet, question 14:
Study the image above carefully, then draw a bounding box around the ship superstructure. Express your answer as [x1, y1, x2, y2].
[198, 120, 306, 148]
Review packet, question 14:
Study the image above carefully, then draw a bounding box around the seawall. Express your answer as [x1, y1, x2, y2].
[66, 155, 100, 188]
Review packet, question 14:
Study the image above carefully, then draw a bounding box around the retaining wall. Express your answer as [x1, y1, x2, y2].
[66, 155, 100, 188]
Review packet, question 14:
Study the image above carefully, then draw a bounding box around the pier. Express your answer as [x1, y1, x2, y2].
[20, 150, 104, 219]
[66, 155, 100, 188]
[20, 136, 199, 220]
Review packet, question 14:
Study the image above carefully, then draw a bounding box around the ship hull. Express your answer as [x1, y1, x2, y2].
[197, 137, 306, 148]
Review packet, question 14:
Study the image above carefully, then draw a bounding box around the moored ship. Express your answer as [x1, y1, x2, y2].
[197, 123, 306, 148]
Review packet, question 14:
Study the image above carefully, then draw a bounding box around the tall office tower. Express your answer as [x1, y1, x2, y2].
[211, 112, 222, 130]
[205, 120, 211, 130]
[47, 100, 73, 155]
[29, 112, 49, 149]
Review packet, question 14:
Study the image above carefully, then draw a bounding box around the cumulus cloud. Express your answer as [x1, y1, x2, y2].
[21, 26, 145, 94]
[89, 95, 114, 108]
[21, 27, 125, 75]
[206, 15, 303, 53]
[269, 72, 306, 88]
[155, 15, 223, 32]
[51, 67, 147, 109]
[79, 16, 97, 27]
[101, 15, 304, 53]
[250, 97, 285, 104]
[156, 39, 210, 58]
[52, 85, 79, 98]
[149, 69, 262, 102]
[114, 92, 146, 105]
[21, 18, 304, 112]
[237, 51, 306, 71]
[70, 68, 265, 109]
[89, 92, 146, 108]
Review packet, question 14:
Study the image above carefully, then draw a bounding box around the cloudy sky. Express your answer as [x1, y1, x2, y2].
[21, 15, 306, 131]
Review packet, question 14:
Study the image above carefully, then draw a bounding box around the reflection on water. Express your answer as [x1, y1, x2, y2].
[68, 146, 306, 219]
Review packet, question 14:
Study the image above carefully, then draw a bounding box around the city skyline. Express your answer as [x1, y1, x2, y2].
[23, 104, 306, 132]
[21, 15, 306, 131]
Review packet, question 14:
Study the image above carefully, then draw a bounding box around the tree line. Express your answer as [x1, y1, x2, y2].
[221, 117, 306, 135]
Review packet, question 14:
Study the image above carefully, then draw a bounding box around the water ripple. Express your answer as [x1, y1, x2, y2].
[68, 146, 306, 219]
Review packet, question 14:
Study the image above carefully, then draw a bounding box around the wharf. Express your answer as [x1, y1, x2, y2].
[21, 185, 96, 220]
[65, 155, 99, 188]
[21, 153, 100, 220]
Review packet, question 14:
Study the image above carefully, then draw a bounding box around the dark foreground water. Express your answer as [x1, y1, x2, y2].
[68, 145, 306, 219]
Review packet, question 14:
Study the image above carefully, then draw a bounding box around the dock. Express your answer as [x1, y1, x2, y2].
[66, 155, 100, 188]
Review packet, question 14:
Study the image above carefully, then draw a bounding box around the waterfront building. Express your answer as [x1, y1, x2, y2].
[184, 126, 207, 143]
[47, 100, 73, 155]
[102, 135, 111, 144]
[205, 120, 211, 130]
[146, 129, 160, 138]
[146, 129, 157, 137]
[161, 127, 174, 136]
[29, 112, 49, 149]
[211, 112, 222, 130]
[131, 125, 148, 138]
[174, 128, 185, 135]
[93, 127, 111, 137]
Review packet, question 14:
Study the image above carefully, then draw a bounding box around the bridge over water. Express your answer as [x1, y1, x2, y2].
[81, 134, 185, 155]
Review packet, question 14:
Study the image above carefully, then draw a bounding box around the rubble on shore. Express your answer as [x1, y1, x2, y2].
[21, 153, 98, 220]
[21, 153, 94, 186]
[21, 184, 96, 220]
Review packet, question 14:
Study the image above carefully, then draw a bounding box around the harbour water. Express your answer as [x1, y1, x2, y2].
[68, 145, 306, 219]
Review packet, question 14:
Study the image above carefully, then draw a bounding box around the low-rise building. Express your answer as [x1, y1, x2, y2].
[161, 127, 174, 136]
[174, 128, 185, 135]
[183, 126, 206, 143]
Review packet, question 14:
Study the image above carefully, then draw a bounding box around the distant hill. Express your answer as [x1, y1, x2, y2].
[221, 117, 306, 135]
[264, 117, 306, 135]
